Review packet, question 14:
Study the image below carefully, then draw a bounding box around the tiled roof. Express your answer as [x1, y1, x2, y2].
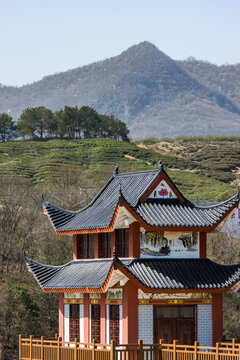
[25, 255, 113, 289]
[25, 255, 240, 291]
[120, 258, 240, 290]
[136, 194, 238, 228]
[43, 169, 159, 231]
[43, 168, 238, 232]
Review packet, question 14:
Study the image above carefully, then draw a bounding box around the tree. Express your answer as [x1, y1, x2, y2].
[79, 106, 102, 138]
[18, 107, 54, 140]
[0, 113, 16, 142]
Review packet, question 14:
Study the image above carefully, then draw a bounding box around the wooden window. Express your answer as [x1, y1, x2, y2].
[98, 233, 111, 258]
[115, 229, 129, 257]
[69, 304, 80, 341]
[77, 234, 95, 259]
[91, 304, 101, 343]
[109, 305, 120, 344]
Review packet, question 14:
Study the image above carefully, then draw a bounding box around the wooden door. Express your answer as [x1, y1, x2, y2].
[176, 319, 195, 345]
[154, 318, 175, 343]
[154, 306, 195, 345]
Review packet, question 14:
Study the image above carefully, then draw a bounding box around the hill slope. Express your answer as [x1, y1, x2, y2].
[0, 138, 239, 202]
[1, 42, 240, 138]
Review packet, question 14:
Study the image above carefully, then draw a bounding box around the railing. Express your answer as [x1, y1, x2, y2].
[19, 336, 240, 360]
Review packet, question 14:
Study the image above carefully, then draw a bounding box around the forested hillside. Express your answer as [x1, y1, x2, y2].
[0, 137, 240, 360]
[1, 42, 240, 138]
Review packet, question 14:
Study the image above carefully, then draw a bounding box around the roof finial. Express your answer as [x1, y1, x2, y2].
[113, 165, 119, 177]
[118, 184, 123, 207]
[158, 160, 163, 171]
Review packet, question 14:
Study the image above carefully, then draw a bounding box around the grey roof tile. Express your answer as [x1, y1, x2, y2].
[43, 169, 239, 231]
[25, 255, 240, 291]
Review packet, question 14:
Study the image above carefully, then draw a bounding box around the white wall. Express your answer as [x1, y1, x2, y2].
[106, 305, 109, 344]
[64, 304, 70, 342]
[119, 305, 123, 344]
[80, 304, 84, 343]
[197, 305, 212, 346]
[138, 305, 154, 344]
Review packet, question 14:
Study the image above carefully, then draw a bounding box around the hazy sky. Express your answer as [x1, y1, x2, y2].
[1, 0, 240, 86]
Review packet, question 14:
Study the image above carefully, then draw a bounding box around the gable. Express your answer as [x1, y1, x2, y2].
[148, 179, 177, 199]
[140, 171, 185, 203]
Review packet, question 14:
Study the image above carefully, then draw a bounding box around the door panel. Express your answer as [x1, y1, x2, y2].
[154, 318, 175, 343]
[154, 306, 195, 345]
[176, 319, 195, 345]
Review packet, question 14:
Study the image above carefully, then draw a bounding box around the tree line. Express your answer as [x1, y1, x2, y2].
[0, 106, 129, 142]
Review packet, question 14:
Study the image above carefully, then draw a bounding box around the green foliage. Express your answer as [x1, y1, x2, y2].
[16, 105, 129, 141]
[17, 107, 54, 140]
[0, 113, 16, 142]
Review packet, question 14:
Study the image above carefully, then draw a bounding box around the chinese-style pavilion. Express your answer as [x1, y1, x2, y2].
[25, 163, 240, 347]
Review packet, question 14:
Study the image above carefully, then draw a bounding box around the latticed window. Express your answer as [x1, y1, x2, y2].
[77, 234, 95, 259]
[91, 304, 101, 343]
[115, 229, 129, 257]
[98, 233, 111, 258]
[109, 305, 120, 344]
[69, 304, 80, 341]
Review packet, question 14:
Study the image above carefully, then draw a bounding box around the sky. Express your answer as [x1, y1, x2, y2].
[1, 0, 240, 87]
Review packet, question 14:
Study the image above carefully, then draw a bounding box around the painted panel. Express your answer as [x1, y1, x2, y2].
[64, 304, 70, 342]
[225, 205, 240, 238]
[64, 293, 84, 299]
[197, 305, 212, 346]
[140, 231, 199, 258]
[148, 180, 177, 199]
[138, 290, 212, 300]
[106, 289, 122, 299]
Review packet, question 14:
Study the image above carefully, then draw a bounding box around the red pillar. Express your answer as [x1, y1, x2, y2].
[122, 281, 138, 344]
[84, 294, 90, 343]
[59, 293, 64, 340]
[100, 294, 106, 343]
[129, 222, 140, 258]
[94, 234, 99, 259]
[73, 235, 77, 260]
[212, 293, 223, 345]
[199, 232, 207, 258]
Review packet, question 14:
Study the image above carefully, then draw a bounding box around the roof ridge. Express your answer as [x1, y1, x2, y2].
[24, 254, 73, 269]
[194, 190, 239, 209]
[116, 169, 158, 177]
[43, 200, 78, 214]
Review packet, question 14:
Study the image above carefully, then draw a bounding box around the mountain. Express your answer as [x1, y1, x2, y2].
[1, 42, 240, 138]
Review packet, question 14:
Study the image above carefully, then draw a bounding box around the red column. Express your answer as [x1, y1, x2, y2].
[100, 294, 106, 343]
[122, 281, 138, 344]
[199, 232, 207, 258]
[84, 294, 90, 343]
[59, 293, 64, 340]
[129, 222, 140, 258]
[212, 293, 223, 345]
[73, 235, 78, 260]
[94, 234, 99, 259]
